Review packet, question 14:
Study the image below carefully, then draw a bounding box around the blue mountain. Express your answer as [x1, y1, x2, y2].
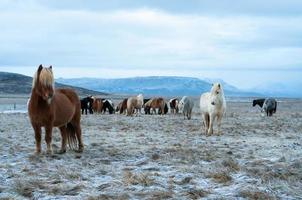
[56, 76, 262, 97]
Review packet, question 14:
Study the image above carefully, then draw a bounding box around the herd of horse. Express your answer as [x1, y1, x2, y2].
[27, 65, 278, 155]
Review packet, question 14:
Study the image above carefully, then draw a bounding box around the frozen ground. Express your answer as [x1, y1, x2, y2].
[0, 97, 301, 199]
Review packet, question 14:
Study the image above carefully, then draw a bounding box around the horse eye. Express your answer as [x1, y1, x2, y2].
[216, 91, 219, 94]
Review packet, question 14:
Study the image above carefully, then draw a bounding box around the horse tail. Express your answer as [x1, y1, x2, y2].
[66, 123, 78, 150]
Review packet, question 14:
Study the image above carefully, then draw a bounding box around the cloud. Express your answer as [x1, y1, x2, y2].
[0, 0, 301, 90]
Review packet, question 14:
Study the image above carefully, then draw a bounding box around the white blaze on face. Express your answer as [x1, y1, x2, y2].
[47, 97, 52, 105]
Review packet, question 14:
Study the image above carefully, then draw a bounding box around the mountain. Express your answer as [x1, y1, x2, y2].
[56, 76, 261, 97]
[0, 72, 107, 96]
[251, 81, 302, 98]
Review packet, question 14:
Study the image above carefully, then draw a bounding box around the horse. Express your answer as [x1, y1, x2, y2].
[80, 96, 94, 115]
[178, 96, 194, 120]
[92, 97, 103, 114]
[143, 99, 152, 115]
[28, 65, 84, 154]
[116, 98, 128, 114]
[262, 98, 277, 116]
[169, 98, 179, 114]
[127, 94, 144, 116]
[102, 99, 115, 114]
[252, 98, 265, 108]
[150, 97, 165, 115]
[158, 102, 169, 115]
[199, 83, 226, 136]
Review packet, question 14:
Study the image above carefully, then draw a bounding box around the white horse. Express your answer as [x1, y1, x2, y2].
[178, 96, 194, 120]
[199, 83, 226, 135]
[127, 94, 144, 116]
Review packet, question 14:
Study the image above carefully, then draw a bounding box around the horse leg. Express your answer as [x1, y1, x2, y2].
[217, 114, 223, 135]
[208, 114, 214, 136]
[45, 125, 53, 154]
[74, 123, 84, 152]
[188, 109, 192, 120]
[33, 124, 42, 154]
[202, 114, 208, 135]
[58, 126, 67, 154]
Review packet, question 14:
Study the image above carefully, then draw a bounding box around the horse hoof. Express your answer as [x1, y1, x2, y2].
[35, 150, 41, 155]
[57, 149, 66, 154]
[76, 148, 84, 153]
[46, 149, 53, 155]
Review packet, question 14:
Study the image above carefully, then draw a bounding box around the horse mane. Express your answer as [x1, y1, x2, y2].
[32, 66, 54, 89]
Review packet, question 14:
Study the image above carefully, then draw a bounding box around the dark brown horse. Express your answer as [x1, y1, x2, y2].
[92, 97, 103, 114]
[169, 98, 179, 114]
[150, 97, 165, 115]
[28, 65, 84, 154]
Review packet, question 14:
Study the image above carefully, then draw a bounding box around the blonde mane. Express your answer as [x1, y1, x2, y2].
[32, 67, 54, 88]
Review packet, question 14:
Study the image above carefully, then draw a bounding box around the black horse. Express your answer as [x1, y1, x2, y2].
[252, 98, 266, 108]
[81, 96, 94, 115]
[143, 99, 151, 114]
[102, 99, 115, 114]
[158, 102, 168, 115]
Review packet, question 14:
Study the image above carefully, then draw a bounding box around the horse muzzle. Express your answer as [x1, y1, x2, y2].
[45, 94, 53, 104]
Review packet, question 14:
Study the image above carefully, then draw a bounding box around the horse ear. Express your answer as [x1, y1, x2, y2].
[218, 83, 220, 88]
[49, 65, 52, 70]
[38, 64, 43, 71]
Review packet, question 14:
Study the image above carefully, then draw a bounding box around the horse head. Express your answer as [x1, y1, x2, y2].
[32, 64, 55, 104]
[210, 83, 223, 106]
[137, 94, 144, 107]
[178, 97, 186, 113]
[252, 100, 257, 107]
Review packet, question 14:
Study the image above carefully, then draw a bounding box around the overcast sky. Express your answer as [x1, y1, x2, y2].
[0, 0, 301, 89]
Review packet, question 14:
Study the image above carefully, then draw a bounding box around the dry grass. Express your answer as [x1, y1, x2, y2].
[173, 176, 193, 185]
[144, 191, 173, 200]
[239, 188, 275, 200]
[1, 99, 302, 199]
[86, 193, 130, 200]
[221, 157, 240, 172]
[49, 184, 84, 196]
[57, 168, 82, 180]
[122, 171, 154, 186]
[244, 159, 302, 184]
[13, 178, 45, 198]
[206, 171, 232, 184]
[184, 188, 209, 199]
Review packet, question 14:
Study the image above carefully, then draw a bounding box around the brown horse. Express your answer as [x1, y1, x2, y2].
[92, 97, 103, 114]
[150, 97, 165, 115]
[28, 65, 84, 154]
[116, 98, 128, 114]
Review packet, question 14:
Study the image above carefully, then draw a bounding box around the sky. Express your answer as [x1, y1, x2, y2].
[0, 0, 302, 90]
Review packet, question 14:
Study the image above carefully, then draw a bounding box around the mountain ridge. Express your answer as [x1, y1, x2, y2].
[56, 76, 263, 97]
[0, 72, 107, 96]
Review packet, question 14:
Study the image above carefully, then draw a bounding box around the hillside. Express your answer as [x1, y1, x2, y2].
[0, 72, 107, 96]
[56, 76, 262, 97]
